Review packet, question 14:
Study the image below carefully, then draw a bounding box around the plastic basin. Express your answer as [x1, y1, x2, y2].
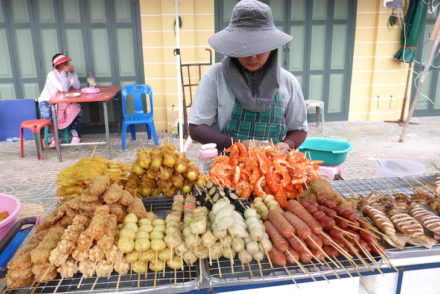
[299, 137, 352, 166]
[0, 194, 22, 241]
[376, 159, 426, 178]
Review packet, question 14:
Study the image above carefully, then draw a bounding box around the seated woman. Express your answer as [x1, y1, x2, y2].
[188, 0, 308, 153]
[37, 53, 83, 147]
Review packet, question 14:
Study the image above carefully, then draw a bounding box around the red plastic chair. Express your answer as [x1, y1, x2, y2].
[20, 119, 56, 160]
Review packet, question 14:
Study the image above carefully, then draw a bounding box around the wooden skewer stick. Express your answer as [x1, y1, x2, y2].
[283, 265, 299, 289]
[344, 185, 361, 199]
[355, 217, 387, 237]
[306, 259, 330, 283]
[153, 270, 158, 289]
[91, 276, 99, 291]
[247, 262, 254, 278]
[320, 232, 360, 272]
[371, 242, 398, 272]
[208, 246, 212, 266]
[77, 274, 85, 289]
[30, 282, 41, 294]
[170, 247, 173, 264]
[174, 269, 177, 287]
[355, 240, 384, 275]
[334, 256, 353, 278]
[412, 178, 434, 192]
[241, 259, 245, 271]
[291, 234, 324, 266]
[341, 236, 372, 271]
[284, 250, 316, 282]
[162, 260, 166, 277]
[116, 273, 121, 292]
[53, 277, 64, 294]
[137, 273, 141, 288]
[307, 235, 340, 269]
[199, 258, 203, 283]
[256, 259, 264, 277]
[217, 258, 223, 278]
[189, 263, 192, 281]
[181, 255, 184, 271]
[130, 263, 133, 279]
[145, 261, 149, 279]
[260, 244, 274, 270]
[333, 226, 358, 238]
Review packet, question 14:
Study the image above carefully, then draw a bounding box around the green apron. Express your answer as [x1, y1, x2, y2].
[222, 93, 287, 142]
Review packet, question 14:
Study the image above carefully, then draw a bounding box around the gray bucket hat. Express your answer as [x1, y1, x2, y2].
[208, 0, 292, 58]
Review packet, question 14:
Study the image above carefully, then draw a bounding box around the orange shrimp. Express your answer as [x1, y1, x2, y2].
[232, 166, 241, 184]
[254, 176, 266, 198]
[265, 169, 280, 194]
[236, 180, 252, 199]
[256, 150, 270, 174]
[235, 142, 248, 157]
[275, 188, 288, 209]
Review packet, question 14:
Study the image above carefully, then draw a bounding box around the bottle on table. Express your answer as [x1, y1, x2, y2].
[198, 143, 218, 174]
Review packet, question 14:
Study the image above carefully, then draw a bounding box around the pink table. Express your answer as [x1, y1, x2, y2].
[48, 86, 121, 162]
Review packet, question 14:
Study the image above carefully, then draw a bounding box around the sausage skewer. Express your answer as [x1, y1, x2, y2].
[269, 247, 299, 288]
[307, 235, 340, 269]
[340, 235, 372, 271]
[290, 234, 330, 283]
[353, 239, 384, 275]
[306, 236, 341, 279]
[319, 232, 360, 272]
[265, 220, 316, 281]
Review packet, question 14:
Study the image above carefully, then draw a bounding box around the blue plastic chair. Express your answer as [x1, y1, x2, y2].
[121, 84, 159, 150]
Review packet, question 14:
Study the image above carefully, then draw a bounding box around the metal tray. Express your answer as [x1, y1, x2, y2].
[6, 196, 200, 294]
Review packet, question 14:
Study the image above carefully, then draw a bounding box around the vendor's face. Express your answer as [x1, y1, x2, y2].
[237, 52, 271, 72]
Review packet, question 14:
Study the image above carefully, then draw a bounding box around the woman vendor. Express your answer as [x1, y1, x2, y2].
[188, 0, 308, 153]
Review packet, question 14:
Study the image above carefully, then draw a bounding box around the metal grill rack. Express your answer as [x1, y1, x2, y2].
[205, 254, 384, 288]
[333, 175, 440, 264]
[14, 196, 199, 294]
[7, 175, 440, 292]
[332, 175, 436, 198]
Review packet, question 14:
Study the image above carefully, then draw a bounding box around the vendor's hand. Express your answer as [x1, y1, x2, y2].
[67, 65, 75, 72]
[275, 142, 291, 154]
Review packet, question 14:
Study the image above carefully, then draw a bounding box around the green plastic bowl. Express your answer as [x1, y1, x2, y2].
[298, 137, 352, 166]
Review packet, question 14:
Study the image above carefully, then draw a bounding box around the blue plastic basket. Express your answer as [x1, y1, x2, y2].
[298, 137, 352, 166]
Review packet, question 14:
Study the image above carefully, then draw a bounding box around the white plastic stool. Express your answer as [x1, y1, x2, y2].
[305, 100, 324, 133]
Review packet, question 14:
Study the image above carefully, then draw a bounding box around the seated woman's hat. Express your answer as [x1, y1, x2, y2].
[53, 54, 72, 67]
[208, 0, 292, 58]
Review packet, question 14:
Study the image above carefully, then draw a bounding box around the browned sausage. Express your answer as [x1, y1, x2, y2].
[300, 251, 313, 263]
[319, 216, 335, 229]
[268, 247, 287, 267]
[335, 217, 348, 229]
[300, 199, 318, 213]
[313, 210, 326, 219]
[358, 239, 371, 252]
[287, 235, 308, 253]
[268, 210, 296, 239]
[305, 233, 323, 250]
[323, 245, 339, 258]
[284, 211, 311, 240]
[318, 206, 337, 218]
[346, 229, 360, 242]
[287, 200, 323, 235]
[284, 247, 300, 264]
[329, 228, 344, 240]
[359, 230, 376, 243]
[264, 220, 289, 252]
[341, 210, 357, 222]
[318, 232, 331, 246]
[312, 249, 325, 261]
